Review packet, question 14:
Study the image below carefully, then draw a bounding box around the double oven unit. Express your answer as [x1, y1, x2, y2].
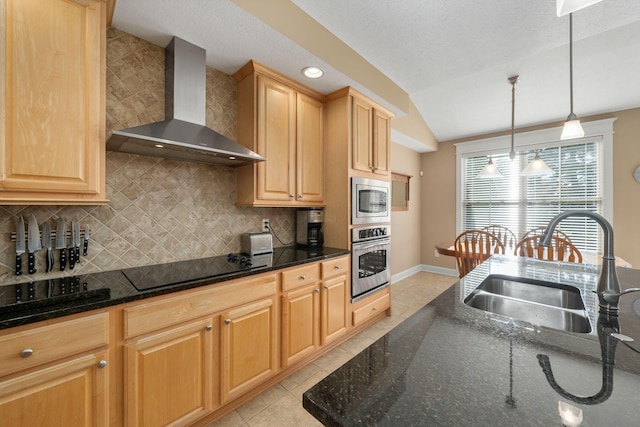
[351, 177, 391, 302]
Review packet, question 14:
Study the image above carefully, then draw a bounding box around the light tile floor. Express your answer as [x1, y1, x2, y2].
[209, 271, 458, 427]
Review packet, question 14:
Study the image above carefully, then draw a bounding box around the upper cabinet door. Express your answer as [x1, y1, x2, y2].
[351, 97, 373, 174]
[256, 74, 296, 201]
[296, 93, 324, 202]
[0, 0, 107, 205]
[372, 108, 391, 176]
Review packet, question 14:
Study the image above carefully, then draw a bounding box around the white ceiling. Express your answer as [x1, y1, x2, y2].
[113, 0, 640, 149]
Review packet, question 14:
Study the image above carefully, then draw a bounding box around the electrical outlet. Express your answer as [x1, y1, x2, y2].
[434, 249, 440, 258]
[262, 219, 270, 232]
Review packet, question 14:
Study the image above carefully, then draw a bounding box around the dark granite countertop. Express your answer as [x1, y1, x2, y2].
[303, 255, 640, 426]
[0, 246, 349, 330]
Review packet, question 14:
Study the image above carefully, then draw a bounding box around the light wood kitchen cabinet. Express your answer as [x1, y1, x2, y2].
[352, 287, 391, 327]
[0, 311, 110, 427]
[124, 317, 216, 427]
[0, 0, 107, 205]
[321, 256, 350, 345]
[234, 60, 324, 207]
[352, 94, 392, 176]
[281, 257, 349, 367]
[220, 296, 278, 403]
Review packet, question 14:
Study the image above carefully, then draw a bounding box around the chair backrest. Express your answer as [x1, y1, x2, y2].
[514, 235, 582, 263]
[454, 230, 506, 278]
[521, 226, 571, 242]
[481, 225, 517, 248]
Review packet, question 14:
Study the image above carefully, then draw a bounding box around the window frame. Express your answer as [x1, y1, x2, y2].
[454, 118, 615, 239]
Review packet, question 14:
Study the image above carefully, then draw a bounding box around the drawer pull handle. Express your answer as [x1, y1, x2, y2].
[299, 275, 306, 280]
[205, 324, 213, 331]
[334, 265, 341, 269]
[315, 288, 320, 293]
[224, 318, 231, 325]
[97, 360, 107, 369]
[20, 348, 34, 358]
[372, 307, 377, 311]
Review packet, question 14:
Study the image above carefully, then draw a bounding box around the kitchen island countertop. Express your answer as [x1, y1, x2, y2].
[303, 255, 640, 426]
[0, 246, 349, 330]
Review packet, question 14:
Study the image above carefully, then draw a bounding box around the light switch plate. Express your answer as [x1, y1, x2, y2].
[634, 166, 640, 183]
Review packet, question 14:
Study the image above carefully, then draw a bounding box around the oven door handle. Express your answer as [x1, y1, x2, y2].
[353, 239, 390, 251]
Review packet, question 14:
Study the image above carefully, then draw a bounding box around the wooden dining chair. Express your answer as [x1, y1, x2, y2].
[514, 235, 582, 263]
[481, 225, 517, 249]
[454, 230, 506, 278]
[521, 226, 571, 242]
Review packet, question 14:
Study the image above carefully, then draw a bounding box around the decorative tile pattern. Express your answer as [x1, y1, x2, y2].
[0, 28, 295, 285]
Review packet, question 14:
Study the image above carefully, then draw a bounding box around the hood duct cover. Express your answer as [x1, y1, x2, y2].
[106, 37, 265, 167]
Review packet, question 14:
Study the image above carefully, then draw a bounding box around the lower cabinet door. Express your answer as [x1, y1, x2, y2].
[124, 318, 215, 427]
[220, 296, 278, 403]
[0, 351, 108, 427]
[282, 283, 320, 367]
[322, 275, 349, 345]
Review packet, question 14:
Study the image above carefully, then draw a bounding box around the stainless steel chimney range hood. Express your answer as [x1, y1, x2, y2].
[106, 37, 264, 167]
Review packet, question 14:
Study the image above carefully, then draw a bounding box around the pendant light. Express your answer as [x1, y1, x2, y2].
[560, 13, 585, 140]
[520, 152, 554, 177]
[476, 156, 503, 179]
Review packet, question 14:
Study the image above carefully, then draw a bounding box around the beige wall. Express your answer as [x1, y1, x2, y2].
[420, 108, 640, 269]
[390, 143, 423, 276]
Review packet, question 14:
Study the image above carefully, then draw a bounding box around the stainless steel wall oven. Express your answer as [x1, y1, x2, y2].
[351, 225, 390, 301]
[351, 177, 390, 225]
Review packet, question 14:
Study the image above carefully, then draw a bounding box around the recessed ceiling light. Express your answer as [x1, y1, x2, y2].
[302, 66, 324, 79]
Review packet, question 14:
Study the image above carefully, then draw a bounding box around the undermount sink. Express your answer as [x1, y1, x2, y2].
[464, 275, 592, 333]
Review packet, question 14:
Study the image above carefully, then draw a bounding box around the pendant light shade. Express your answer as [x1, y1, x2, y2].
[556, 0, 603, 17]
[476, 157, 503, 179]
[520, 153, 554, 177]
[561, 13, 585, 140]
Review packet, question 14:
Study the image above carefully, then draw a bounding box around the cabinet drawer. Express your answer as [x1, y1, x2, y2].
[352, 291, 390, 326]
[123, 273, 277, 339]
[321, 256, 349, 279]
[0, 312, 109, 377]
[281, 264, 319, 291]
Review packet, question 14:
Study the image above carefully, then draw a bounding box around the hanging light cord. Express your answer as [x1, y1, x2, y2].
[569, 13, 575, 118]
[508, 75, 519, 160]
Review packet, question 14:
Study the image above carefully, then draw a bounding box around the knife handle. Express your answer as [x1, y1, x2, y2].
[83, 239, 88, 256]
[75, 247, 80, 264]
[68, 248, 75, 270]
[60, 248, 66, 271]
[28, 252, 36, 274]
[15, 255, 22, 276]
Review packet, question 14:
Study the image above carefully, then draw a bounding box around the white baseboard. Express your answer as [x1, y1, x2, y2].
[392, 264, 458, 283]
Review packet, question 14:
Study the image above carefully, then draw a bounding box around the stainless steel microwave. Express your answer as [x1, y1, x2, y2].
[351, 177, 390, 224]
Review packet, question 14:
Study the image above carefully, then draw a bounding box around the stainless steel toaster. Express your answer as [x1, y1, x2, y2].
[241, 232, 273, 256]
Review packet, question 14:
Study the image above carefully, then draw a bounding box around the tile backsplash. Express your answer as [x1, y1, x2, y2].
[0, 28, 295, 285]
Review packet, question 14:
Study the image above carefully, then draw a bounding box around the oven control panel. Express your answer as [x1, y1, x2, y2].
[352, 225, 390, 243]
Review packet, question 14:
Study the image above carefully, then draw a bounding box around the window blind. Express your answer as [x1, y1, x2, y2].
[462, 140, 602, 252]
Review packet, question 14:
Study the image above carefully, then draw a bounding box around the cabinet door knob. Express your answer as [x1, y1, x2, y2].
[224, 318, 231, 325]
[334, 265, 341, 270]
[299, 275, 306, 280]
[205, 324, 213, 331]
[20, 348, 33, 358]
[289, 194, 294, 198]
[315, 288, 320, 293]
[372, 307, 377, 311]
[298, 194, 303, 199]
[323, 286, 329, 290]
[97, 360, 107, 369]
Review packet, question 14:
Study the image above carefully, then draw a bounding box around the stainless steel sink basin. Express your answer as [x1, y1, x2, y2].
[464, 275, 592, 333]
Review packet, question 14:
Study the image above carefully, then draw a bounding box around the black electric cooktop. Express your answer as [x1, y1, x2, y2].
[121, 252, 274, 291]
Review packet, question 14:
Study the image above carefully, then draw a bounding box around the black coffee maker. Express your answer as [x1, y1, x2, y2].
[296, 208, 324, 247]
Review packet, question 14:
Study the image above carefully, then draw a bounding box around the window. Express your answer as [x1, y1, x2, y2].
[455, 119, 615, 253]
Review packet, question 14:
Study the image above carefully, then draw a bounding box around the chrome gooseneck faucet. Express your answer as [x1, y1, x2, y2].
[540, 210, 640, 314]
